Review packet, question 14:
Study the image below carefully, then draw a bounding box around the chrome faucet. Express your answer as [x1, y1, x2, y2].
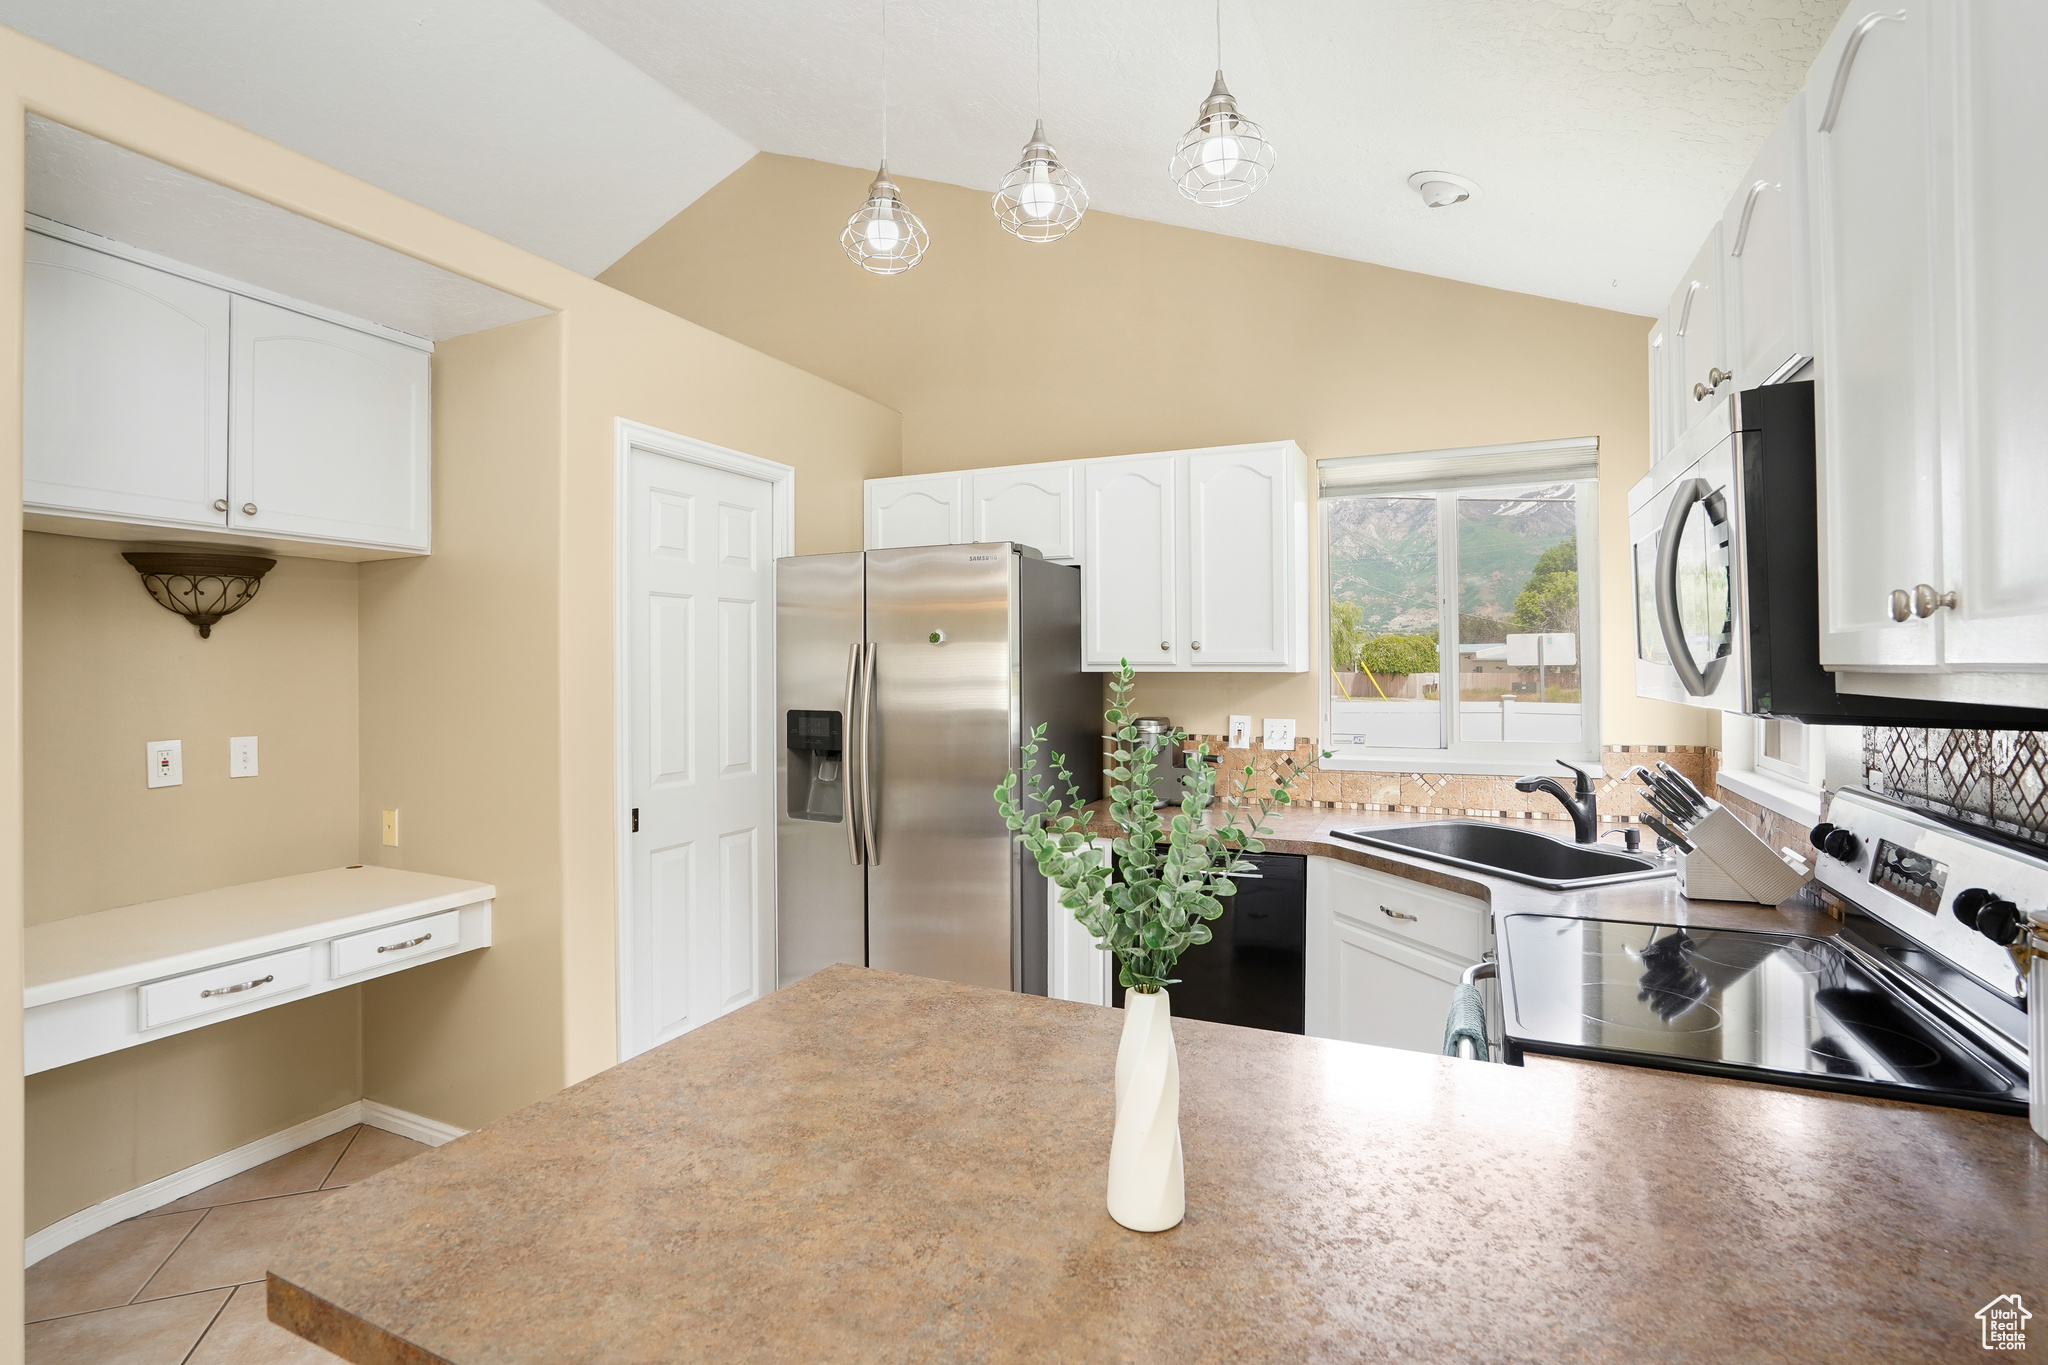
[1515, 759, 1601, 844]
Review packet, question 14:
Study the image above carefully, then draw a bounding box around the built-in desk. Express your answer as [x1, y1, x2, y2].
[26, 866, 494, 1074]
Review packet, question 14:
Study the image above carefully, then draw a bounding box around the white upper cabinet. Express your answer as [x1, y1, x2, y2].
[1808, 0, 1942, 671]
[864, 473, 964, 550]
[23, 232, 230, 531]
[1668, 225, 1729, 438]
[1646, 312, 1676, 465]
[230, 296, 431, 552]
[970, 463, 1078, 560]
[1937, 1, 2048, 670]
[1186, 445, 1303, 669]
[23, 226, 435, 558]
[1723, 93, 1813, 388]
[1082, 454, 1179, 671]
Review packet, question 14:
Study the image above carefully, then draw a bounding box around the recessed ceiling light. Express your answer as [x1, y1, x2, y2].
[1407, 171, 1479, 208]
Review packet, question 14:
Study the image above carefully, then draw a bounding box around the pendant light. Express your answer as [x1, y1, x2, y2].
[1169, 0, 1276, 208]
[842, 0, 928, 273]
[993, 0, 1087, 242]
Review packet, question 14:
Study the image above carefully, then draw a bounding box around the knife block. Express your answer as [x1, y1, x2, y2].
[1678, 807, 1810, 905]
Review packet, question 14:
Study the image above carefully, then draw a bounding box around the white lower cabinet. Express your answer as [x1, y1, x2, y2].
[1306, 856, 1494, 1054]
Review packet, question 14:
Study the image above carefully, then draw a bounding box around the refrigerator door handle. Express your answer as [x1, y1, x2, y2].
[843, 642, 865, 867]
[861, 641, 881, 866]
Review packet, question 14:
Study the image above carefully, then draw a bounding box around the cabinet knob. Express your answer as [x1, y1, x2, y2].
[1888, 588, 1912, 623]
[241, 503, 258, 516]
[1692, 369, 1734, 401]
[1160, 640, 1170, 651]
[1191, 640, 1202, 651]
[1912, 583, 1957, 618]
[212, 499, 228, 513]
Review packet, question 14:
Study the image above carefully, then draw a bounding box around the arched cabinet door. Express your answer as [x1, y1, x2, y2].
[1082, 455, 1179, 672]
[971, 463, 1078, 562]
[864, 474, 964, 550]
[23, 231, 231, 531]
[1187, 445, 1299, 670]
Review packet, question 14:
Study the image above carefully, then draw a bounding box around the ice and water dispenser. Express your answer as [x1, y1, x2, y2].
[786, 709, 845, 822]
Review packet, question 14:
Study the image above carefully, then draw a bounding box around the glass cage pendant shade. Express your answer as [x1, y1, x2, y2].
[1170, 70, 1275, 207]
[994, 120, 1088, 242]
[842, 163, 929, 274]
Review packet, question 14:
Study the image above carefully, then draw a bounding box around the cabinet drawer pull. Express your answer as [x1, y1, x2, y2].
[377, 932, 433, 954]
[200, 974, 275, 998]
[1730, 180, 1770, 257]
[1675, 280, 1701, 337]
[1820, 10, 1907, 134]
[1379, 905, 1418, 922]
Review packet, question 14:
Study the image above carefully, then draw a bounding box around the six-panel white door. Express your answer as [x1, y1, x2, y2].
[23, 231, 231, 530]
[623, 441, 778, 1058]
[1187, 446, 1294, 668]
[1807, 0, 1941, 669]
[971, 463, 1078, 560]
[865, 473, 964, 549]
[230, 295, 432, 551]
[1082, 455, 1179, 671]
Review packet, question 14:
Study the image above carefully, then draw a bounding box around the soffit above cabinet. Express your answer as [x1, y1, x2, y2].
[26, 115, 549, 343]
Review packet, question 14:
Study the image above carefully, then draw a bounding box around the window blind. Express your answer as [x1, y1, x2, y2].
[1317, 436, 1599, 497]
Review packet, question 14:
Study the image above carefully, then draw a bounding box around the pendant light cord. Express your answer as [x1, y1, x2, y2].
[881, 0, 889, 163]
[1036, 0, 1043, 118]
[1216, 0, 1222, 70]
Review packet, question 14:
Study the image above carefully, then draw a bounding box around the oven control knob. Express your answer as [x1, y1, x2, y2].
[1952, 886, 1997, 929]
[1818, 827, 1861, 863]
[1973, 896, 2024, 947]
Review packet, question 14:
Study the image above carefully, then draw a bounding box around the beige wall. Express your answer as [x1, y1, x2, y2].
[21, 533, 363, 1232]
[23, 533, 360, 923]
[2, 28, 899, 1272]
[601, 153, 1707, 750]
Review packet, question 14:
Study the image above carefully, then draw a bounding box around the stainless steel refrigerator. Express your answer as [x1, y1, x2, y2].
[776, 543, 1098, 994]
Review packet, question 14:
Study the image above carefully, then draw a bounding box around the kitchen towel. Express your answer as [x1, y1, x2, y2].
[1442, 983, 1489, 1060]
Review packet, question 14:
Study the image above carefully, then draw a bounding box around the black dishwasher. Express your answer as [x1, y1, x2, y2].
[1112, 851, 1306, 1034]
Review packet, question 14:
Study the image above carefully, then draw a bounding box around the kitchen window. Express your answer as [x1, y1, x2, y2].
[1717, 716, 1826, 824]
[1318, 437, 1601, 774]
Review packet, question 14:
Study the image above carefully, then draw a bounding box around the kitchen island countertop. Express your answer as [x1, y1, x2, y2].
[270, 963, 2044, 1363]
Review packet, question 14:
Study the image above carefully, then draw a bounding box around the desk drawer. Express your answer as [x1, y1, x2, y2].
[140, 946, 313, 1030]
[1321, 858, 1488, 961]
[332, 908, 460, 978]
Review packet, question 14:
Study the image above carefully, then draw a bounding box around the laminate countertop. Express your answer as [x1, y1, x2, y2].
[271, 961, 2044, 1363]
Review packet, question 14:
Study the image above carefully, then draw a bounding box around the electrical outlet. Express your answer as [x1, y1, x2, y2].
[381, 809, 400, 847]
[1228, 715, 1252, 749]
[1262, 718, 1296, 751]
[146, 739, 183, 788]
[229, 735, 259, 778]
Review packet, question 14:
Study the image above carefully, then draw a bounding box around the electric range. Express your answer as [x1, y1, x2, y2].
[1497, 787, 2037, 1115]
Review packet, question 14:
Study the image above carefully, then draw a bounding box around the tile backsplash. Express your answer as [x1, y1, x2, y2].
[1863, 727, 2048, 847]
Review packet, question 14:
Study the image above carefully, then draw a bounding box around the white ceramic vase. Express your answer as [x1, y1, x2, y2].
[1106, 987, 1185, 1232]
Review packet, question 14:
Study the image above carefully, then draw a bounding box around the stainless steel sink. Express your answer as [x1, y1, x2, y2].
[1332, 820, 1675, 891]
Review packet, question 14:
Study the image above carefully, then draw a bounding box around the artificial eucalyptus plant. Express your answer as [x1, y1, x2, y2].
[994, 660, 1324, 995]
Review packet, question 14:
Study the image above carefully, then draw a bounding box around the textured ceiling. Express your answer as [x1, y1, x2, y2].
[543, 0, 1849, 313]
[26, 117, 548, 340]
[0, 0, 754, 275]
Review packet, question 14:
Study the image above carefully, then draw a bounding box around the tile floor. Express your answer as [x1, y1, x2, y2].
[26, 1124, 431, 1364]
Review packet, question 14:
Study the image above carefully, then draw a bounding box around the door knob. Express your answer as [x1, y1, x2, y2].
[212, 499, 228, 512]
[1912, 584, 1957, 618]
[241, 503, 258, 516]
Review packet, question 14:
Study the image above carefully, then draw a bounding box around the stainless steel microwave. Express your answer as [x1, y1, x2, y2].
[1627, 383, 2048, 728]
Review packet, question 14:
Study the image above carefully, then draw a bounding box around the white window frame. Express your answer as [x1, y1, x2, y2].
[1716, 716, 1826, 824]
[1318, 477, 1603, 776]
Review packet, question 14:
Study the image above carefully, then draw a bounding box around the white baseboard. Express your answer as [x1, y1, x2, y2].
[26, 1098, 467, 1267]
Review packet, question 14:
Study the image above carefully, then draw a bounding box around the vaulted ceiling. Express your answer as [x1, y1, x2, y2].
[4, 0, 1847, 312]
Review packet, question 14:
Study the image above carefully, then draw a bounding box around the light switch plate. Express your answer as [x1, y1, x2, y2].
[1262, 718, 1296, 751]
[229, 735, 258, 778]
[1227, 715, 1252, 749]
[146, 739, 182, 788]
[382, 809, 400, 847]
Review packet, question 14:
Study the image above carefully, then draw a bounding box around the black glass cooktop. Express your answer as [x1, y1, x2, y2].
[1498, 915, 2028, 1113]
